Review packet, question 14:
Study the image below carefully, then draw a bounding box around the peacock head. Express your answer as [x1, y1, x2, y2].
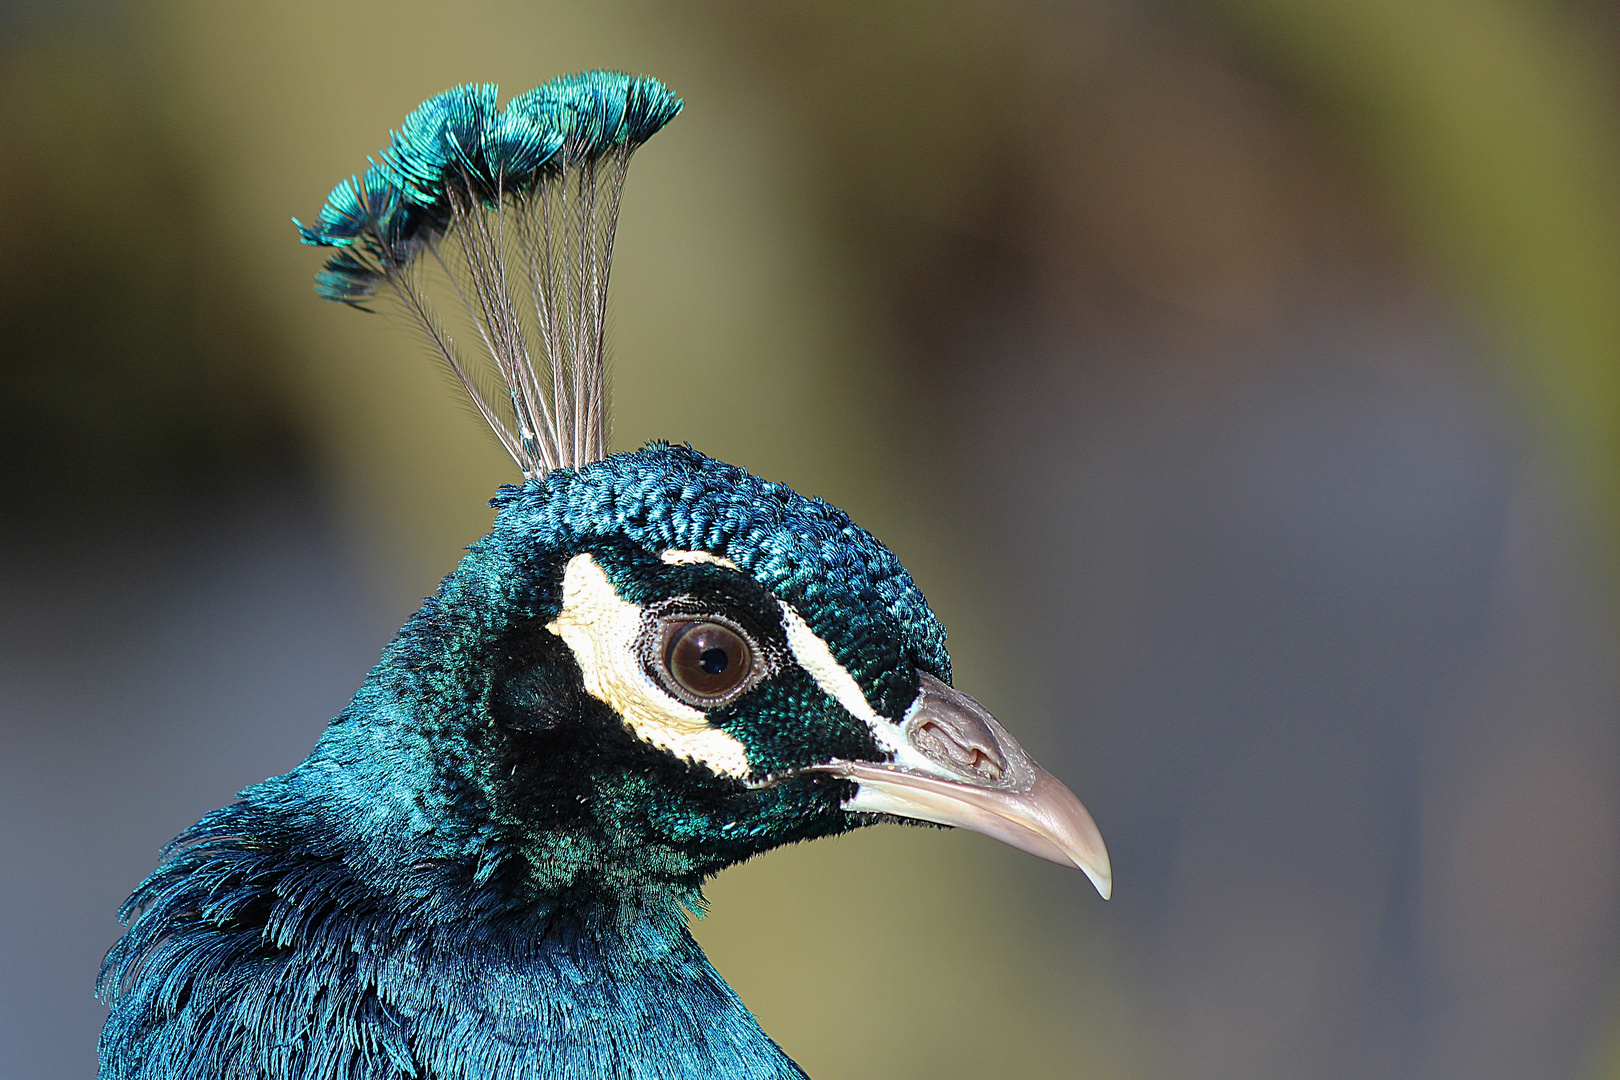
[295, 72, 1109, 906]
[417, 442, 1107, 900]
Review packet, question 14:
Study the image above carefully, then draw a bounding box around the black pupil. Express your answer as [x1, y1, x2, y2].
[665, 620, 751, 700]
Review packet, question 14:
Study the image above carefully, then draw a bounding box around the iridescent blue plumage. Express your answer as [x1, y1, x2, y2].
[100, 70, 1109, 1080]
[294, 73, 681, 308]
[295, 167, 422, 303]
[383, 82, 501, 203]
[99, 445, 948, 1079]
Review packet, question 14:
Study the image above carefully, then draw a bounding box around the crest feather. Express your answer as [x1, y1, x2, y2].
[295, 72, 683, 478]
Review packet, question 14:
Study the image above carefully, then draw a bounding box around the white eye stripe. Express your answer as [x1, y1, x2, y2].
[544, 553, 904, 779]
[545, 553, 751, 778]
[777, 602, 882, 725]
[776, 601, 929, 767]
[660, 549, 738, 569]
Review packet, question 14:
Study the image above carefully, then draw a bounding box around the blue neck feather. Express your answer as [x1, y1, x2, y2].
[99, 814, 804, 1079]
[99, 625, 807, 1078]
[100, 446, 946, 1079]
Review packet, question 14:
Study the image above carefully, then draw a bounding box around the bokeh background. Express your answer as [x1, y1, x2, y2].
[5, 1, 1620, 1077]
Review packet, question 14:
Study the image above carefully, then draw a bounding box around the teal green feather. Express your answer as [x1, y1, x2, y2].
[98, 445, 947, 1079]
[293, 72, 681, 306]
[382, 82, 500, 204]
[97, 70, 991, 1080]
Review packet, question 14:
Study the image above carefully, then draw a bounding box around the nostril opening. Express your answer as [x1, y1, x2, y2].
[913, 720, 1005, 781]
[967, 748, 1002, 779]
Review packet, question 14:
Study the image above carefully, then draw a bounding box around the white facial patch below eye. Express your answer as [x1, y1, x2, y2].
[545, 553, 752, 778]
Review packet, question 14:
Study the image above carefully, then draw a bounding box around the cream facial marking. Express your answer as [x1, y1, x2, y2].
[778, 603, 880, 724]
[776, 601, 940, 775]
[660, 550, 738, 569]
[546, 553, 751, 778]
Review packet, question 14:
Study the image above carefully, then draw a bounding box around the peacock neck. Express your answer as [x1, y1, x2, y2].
[103, 514, 814, 1079]
[359, 890, 808, 1080]
[100, 810, 806, 1080]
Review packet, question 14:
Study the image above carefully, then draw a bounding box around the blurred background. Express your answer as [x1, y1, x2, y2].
[5, 1, 1620, 1077]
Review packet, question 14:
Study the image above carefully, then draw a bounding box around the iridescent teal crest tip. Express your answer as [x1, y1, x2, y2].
[295, 74, 680, 299]
[294, 72, 682, 478]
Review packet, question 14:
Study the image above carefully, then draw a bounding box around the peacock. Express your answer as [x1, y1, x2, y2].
[97, 71, 1110, 1080]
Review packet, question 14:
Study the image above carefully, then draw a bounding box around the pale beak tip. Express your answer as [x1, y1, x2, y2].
[818, 672, 1116, 900]
[1083, 860, 1112, 900]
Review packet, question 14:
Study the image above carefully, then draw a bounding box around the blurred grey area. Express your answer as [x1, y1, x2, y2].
[5, 1, 1620, 1079]
[948, 296, 1620, 1078]
[0, 497, 394, 1078]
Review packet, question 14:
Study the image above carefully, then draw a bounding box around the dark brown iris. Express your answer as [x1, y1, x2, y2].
[663, 620, 753, 702]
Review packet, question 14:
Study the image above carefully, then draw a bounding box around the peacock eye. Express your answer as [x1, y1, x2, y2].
[659, 619, 755, 706]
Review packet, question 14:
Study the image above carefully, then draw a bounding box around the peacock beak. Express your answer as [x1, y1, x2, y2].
[810, 673, 1112, 899]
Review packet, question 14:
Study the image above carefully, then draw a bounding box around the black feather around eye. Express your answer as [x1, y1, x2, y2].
[491, 634, 584, 732]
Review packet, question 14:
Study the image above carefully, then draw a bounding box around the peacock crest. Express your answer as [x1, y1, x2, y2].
[295, 72, 682, 478]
